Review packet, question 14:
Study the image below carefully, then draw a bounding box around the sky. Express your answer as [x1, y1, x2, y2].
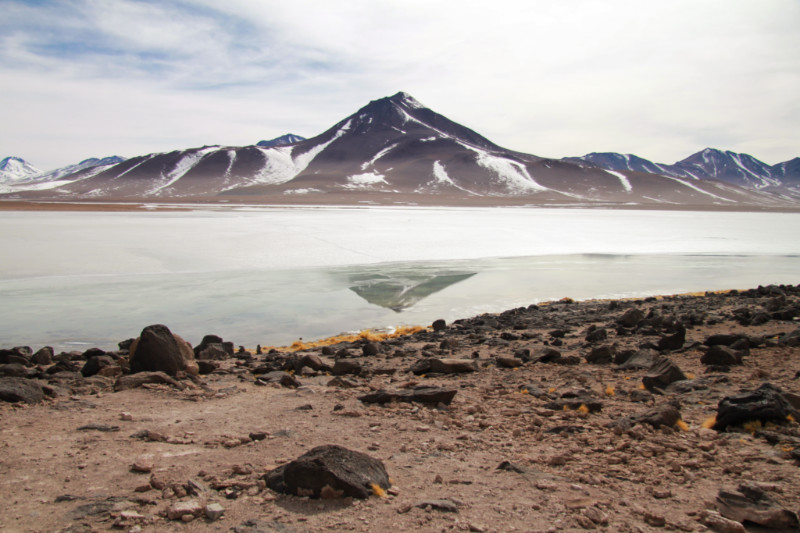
[1, 0, 798, 171]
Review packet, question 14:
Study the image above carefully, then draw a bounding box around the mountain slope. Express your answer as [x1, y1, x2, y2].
[0, 157, 41, 184]
[569, 148, 799, 190]
[5, 93, 798, 209]
[256, 134, 306, 147]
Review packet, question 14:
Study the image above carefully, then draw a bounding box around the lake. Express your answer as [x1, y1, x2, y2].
[1, 206, 798, 352]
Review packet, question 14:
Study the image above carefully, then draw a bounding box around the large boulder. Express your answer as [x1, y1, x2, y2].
[0, 377, 45, 404]
[617, 308, 644, 328]
[642, 357, 687, 392]
[129, 325, 197, 377]
[263, 445, 390, 499]
[409, 358, 477, 375]
[712, 383, 799, 431]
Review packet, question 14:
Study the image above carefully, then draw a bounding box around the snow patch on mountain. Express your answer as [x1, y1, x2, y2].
[0, 157, 41, 183]
[346, 172, 387, 186]
[664, 176, 735, 203]
[361, 143, 399, 170]
[151, 147, 219, 193]
[605, 170, 632, 192]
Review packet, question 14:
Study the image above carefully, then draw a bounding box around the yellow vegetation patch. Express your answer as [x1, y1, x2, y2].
[638, 382, 646, 390]
[675, 420, 690, 431]
[262, 326, 426, 353]
[788, 414, 796, 423]
[370, 483, 387, 499]
[548, 387, 556, 394]
[685, 373, 696, 379]
[743, 420, 763, 435]
[604, 385, 615, 397]
[701, 416, 717, 429]
[577, 404, 590, 415]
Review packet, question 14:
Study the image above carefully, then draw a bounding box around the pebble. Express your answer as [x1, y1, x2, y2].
[130, 455, 154, 473]
[205, 502, 224, 521]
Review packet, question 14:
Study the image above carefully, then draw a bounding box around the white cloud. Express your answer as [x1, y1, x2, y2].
[0, 0, 798, 170]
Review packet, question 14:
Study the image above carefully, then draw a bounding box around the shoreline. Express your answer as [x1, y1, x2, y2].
[3, 197, 800, 213]
[1, 284, 800, 531]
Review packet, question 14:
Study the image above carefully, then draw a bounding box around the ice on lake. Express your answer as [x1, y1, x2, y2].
[1, 206, 798, 351]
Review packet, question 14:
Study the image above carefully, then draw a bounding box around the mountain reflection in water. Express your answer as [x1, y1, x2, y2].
[348, 269, 476, 312]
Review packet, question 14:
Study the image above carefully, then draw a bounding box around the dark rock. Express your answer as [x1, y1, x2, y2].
[716, 485, 799, 530]
[778, 328, 800, 347]
[585, 344, 616, 364]
[610, 403, 681, 430]
[31, 346, 54, 365]
[713, 383, 799, 431]
[496, 461, 527, 473]
[81, 356, 115, 377]
[496, 356, 523, 368]
[642, 358, 687, 392]
[0, 377, 45, 404]
[362, 342, 380, 356]
[413, 499, 460, 513]
[548, 329, 567, 338]
[585, 327, 608, 343]
[701, 345, 743, 366]
[656, 323, 686, 352]
[114, 371, 186, 392]
[327, 376, 359, 388]
[77, 423, 120, 432]
[130, 325, 187, 376]
[529, 347, 562, 364]
[358, 386, 457, 405]
[553, 355, 581, 365]
[0, 347, 31, 365]
[518, 383, 546, 397]
[263, 444, 390, 499]
[409, 358, 477, 375]
[0, 363, 31, 377]
[332, 360, 362, 376]
[197, 344, 228, 360]
[118, 338, 135, 351]
[81, 348, 106, 359]
[617, 308, 645, 328]
[432, 319, 447, 331]
[47, 360, 80, 374]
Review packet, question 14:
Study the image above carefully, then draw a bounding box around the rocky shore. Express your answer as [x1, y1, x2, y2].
[1, 285, 800, 532]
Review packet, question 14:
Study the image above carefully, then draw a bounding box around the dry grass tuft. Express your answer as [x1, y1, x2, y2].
[262, 326, 426, 352]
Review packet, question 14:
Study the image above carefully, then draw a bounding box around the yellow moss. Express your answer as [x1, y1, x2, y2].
[548, 387, 556, 394]
[624, 376, 631, 381]
[604, 385, 615, 397]
[563, 405, 570, 411]
[638, 382, 646, 390]
[701, 416, 717, 429]
[577, 404, 590, 415]
[261, 326, 426, 353]
[675, 420, 690, 431]
[559, 297, 574, 303]
[685, 373, 696, 379]
[742, 420, 763, 435]
[370, 483, 387, 498]
[788, 414, 796, 423]
[519, 388, 529, 395]
[780, 444, 795, 452]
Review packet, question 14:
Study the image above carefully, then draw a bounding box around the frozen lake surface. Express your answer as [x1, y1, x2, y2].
[1, 206, 799, 351]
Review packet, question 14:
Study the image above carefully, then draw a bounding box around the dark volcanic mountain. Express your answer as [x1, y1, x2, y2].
[568, 148, 800, 190]
[256, 134, 306, 147]
[5, 93, 798, 208]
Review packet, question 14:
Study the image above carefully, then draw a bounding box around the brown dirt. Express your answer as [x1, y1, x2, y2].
[1, 289, 800, 532]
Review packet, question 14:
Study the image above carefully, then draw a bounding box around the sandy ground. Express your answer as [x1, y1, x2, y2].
[1, 289, 800, 532]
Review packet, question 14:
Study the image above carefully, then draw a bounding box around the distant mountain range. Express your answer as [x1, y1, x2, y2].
[566, 150, 800, 189]
[2, 93, 798, 208]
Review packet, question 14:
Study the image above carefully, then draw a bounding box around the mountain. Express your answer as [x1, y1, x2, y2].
[0, 156, 126, 193]
[4, 93, 799, 209]
[0, 157, 41, 183]
[568, 148, 800, 190]
[256, 134, 306, 147]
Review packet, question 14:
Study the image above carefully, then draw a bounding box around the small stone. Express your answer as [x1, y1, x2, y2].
[700, 510, 746, 533]
[205, 502, 225, 521]
[644, 511, 666, 527]
[131, 455, 154, 473]
[120, 412, 134, 421]
[166, 500, 202, 520]
[583, 507, 609, 526]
